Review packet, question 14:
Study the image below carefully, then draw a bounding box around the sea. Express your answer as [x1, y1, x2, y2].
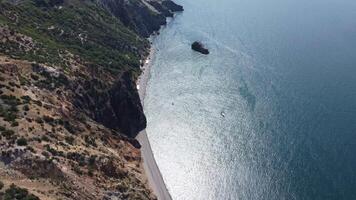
[144, 0, 356, 199]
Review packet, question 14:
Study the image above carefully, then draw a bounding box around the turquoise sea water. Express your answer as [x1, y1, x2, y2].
[144, 0, 356, 199]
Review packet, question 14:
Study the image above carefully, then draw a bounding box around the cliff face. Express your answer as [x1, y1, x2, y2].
[0, 0, 182, 199]
[73, 71, 146, 138]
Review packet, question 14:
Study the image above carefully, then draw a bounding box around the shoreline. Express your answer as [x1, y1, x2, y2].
[136, 46, 173, 200]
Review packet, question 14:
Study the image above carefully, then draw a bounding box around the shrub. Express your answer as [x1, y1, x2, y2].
[19, 76, 28, 86]
[30, 74, 39, 81]
[9, 105, 19, 112]
[41, 151, 50, 158]
[26, 146, 36, 153]
[35, 117, 43, 124]
[88, 168, 94, 177]
[17, 137, 28, 146]
[45, 145, 64, 157]
[2, 129, 14, 137]
[73, 165, 83, 175]
[34, 0, 64, 7]
[0, 95, 20, 106]
[41, 135, 50, 142]
[4, 184, 40, 200]
[65, 136, 75, 145]
[43, 115, 54, 124]
[84, 135, 97, 147]
[11, 121, 19, 127]
[63, 121, 76, 134]
[23, 105, 30, 111]
[55, 118, 64, 125]
[8, 82, 20, 88]
[21, 96, 31, 104]
[0, 180, 4, 190]
[88, 155, 96, 166]
[3, 112, 17, 122]
[33, 100, 42, 107]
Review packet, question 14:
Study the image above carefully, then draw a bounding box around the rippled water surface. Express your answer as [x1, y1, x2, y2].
[144, 0, 356, 199]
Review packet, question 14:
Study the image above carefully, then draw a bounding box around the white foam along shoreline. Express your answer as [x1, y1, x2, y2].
[136, 47, 173, 200]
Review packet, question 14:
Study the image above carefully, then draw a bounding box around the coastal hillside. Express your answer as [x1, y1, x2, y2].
[0, 0, 182, 199]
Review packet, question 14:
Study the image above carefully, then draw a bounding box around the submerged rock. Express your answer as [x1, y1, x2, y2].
[191, 41, 209, 55]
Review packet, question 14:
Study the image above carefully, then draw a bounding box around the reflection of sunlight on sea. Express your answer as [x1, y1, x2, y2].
[145, 1, 268, 198]
[145, 0, 356, 199]
[145, 30, 261, 198]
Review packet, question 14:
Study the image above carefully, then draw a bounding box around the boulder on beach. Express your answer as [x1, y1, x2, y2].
[191, 41, 209, 55]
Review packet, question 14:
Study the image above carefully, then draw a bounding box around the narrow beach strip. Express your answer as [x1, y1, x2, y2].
[136, 47, 173, 200]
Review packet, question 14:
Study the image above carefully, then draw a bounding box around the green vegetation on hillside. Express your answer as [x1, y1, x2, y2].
[0, 0, 149, 74]
[2, 184, 40, 200]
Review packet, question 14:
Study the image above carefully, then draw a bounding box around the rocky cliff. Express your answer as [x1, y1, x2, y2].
[73, 71, 147, 139]
[0, 0, 182, 199]
[100, 0, 183, 37]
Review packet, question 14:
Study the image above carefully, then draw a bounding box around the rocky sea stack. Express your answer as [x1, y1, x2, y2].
[191, 41, 209, 54]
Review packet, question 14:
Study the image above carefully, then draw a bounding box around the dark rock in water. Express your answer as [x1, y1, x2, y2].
[191, 41, 209, 55]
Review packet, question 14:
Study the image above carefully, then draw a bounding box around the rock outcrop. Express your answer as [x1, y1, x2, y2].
[108, 72, 147, 137]
[100, 0, 183, 37]
[74, 72, 146, 138]
[162, 0, 184, 12]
